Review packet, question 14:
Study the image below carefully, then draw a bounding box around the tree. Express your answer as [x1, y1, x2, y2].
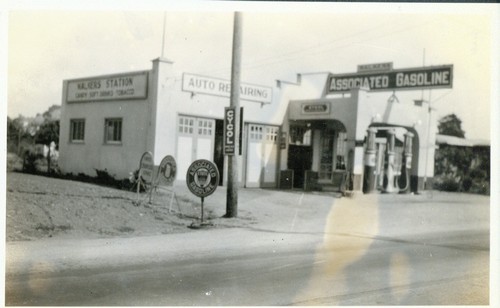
[438, 113, 465, 138]
[34, 120, 60, 173]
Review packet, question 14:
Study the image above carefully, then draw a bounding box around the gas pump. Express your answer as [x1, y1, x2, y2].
[398, 132, 414, 194]
[362, 128, 377, 194]
[383, 129, 399, 193]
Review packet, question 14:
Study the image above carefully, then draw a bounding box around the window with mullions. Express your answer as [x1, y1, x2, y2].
[178, 116, 194, 135]
[70, 119, 85, 142]
[250, 125, 263, 141]
[265, 126, 279, 143]
[104, 118, 122, 144]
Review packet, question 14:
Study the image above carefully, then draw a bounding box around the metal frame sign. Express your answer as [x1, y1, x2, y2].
[186, 159, 220, 198]
[182, 73, 272, 104]
[158, 155, 177, 187]
[224, 107, 236, 155]
[327, 65, 453, 93]
[139, 151, 154, 184]
[67, 71, 148, 102]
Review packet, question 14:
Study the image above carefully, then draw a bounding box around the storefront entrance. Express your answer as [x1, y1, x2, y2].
[287, 120, 347, 190]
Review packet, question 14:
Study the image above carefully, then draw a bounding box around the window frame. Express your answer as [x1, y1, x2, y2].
[104, 118, 123, 145]
[69, 119, 85, 143]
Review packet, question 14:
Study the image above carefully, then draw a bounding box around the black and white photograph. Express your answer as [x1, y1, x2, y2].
[2, 1, 498, 306]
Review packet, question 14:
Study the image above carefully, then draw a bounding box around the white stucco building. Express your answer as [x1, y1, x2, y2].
[59, 58, 451, 193]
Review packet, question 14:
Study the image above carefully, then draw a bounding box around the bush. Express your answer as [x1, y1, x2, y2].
[22, 150, 44, 174]
[6, 153, 23, 172]
[462, 176, 473, 192]
[434, 176, 460, 192]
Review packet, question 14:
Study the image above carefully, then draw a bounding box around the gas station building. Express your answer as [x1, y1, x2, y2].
[58, 58, 452, 193]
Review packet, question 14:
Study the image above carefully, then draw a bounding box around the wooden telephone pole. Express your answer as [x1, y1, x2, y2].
[225, 12, 242, 218]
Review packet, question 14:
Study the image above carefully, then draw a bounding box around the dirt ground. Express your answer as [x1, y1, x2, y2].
[5, 172, 261, 242]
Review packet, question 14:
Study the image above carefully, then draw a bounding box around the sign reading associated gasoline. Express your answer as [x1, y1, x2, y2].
[67, 72, 148, 102]
[182, 73, 272, 104]
[327, 65, 453, 93]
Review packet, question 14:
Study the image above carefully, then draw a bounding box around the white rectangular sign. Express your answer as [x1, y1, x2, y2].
[67, 72, 148, 102]
[182, 73, 272, 104]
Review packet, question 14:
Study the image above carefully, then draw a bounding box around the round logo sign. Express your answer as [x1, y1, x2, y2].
[139, 151, 154, 184]
[186, 159, 219, 198]
[158, 155, 176, 186]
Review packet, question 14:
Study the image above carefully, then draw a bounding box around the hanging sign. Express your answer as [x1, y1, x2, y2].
[139, 151, 154, 184]
[186, 159, 220, 198]
[158, 155, 177, 187]
[224, 107, 236, 155]
[327, 65, 453, 93]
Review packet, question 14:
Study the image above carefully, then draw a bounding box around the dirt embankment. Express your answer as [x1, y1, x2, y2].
[5, 172, 233, 241]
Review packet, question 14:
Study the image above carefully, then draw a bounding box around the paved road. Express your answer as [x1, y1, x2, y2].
[5, 192, 490, 305]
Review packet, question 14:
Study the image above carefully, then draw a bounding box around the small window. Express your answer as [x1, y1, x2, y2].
[70, 119, 85, 142]
[265, 126, 279, 143]
[104, 118, 122, 144]
[178, 116, 194, 135]
[250, 125, 263, 141]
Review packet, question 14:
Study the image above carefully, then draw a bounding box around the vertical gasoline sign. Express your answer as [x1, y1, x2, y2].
[224, 107, 235, 155]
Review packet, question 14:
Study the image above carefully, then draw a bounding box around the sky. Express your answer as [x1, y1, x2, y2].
[3, 1, 498, 140]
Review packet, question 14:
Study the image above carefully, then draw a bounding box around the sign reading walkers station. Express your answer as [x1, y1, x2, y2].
[67, 72, 148, 102]
[327, 65, 453, 93]
[186, 159, 220, 198]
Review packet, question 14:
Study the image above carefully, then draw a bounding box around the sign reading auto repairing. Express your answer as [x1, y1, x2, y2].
[224, 107, 236, 155]
[182, 73, 272, 104]
[327, 65, 453, 93]
[67, 72, 148, 102]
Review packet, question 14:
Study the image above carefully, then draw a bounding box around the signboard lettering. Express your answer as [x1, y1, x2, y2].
[182, 73, 272, 104]
[67, 72, 148, 102]
[186, 159, 219, 198]
[224, 107, 236, 155]
[327, 65, 453, 93]
[357, 62, 393, 73]
[301, 103, 330, 114]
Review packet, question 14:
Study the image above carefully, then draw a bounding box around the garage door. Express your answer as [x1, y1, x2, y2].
[245, 124, 279, 188]
[176, 115, 215, 180]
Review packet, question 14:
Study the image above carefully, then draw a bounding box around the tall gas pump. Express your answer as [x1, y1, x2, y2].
[383, 129, 399, 193]
[399, 131, 414, 194]
[362, 127, 377, 194]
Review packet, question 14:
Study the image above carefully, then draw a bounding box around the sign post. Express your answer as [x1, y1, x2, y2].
[186, 159, 220, 228]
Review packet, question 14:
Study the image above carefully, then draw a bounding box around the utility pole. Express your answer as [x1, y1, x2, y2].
[225, 12, 242, 218]
[161, 12, 167, 57]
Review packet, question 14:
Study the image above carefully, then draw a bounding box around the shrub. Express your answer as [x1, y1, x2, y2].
[434, 176, 460, 192]
[22, 150, 44, 174]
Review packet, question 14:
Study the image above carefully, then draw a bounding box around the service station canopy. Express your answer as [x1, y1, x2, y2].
[326, 65, 453, 94]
